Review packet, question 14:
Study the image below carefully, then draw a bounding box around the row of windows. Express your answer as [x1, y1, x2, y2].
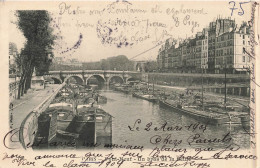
[211, 57, 234, 65]
[202, 52, 208, 58]
[216, 48, 235, 56]
[242, 56, 250, 62]
[202, 59, 208, 65]
[163, 55, 248, 65]
[216, 40, 234, 48]
[186, 60, 202, 65]
[196, 41, 202, 45]
[202, 40, 207, 45]
[160, 33, 249, 55]
[161, 49, 235, 60]
[240, 34, 249, 39]
[209, 46, 215, 50]
[216, 34, 234, 42]
[242, 40, 250, 45]
[163, 57, 251, 65]
[196, 47, 201, 52]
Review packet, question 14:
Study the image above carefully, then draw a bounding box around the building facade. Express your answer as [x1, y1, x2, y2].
[9, 43, 18, 75]
[157, 18, 251, 74]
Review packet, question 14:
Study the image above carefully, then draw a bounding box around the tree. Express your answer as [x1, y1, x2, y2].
[101, 59, 110, 70]
[144, 61, 158, 72]
[16, 10, 56, 98]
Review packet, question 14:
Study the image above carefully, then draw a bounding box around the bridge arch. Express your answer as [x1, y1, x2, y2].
[64, 75, 84, 85]
[108, 75, 124, 84]
[126, 77, 136, 83]
[86, 74, 106, 85]
[51, 77, 62, 84]
[44, 76, 62, 84]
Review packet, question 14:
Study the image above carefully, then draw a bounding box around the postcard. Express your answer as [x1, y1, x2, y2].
[0, 0, 259, 168]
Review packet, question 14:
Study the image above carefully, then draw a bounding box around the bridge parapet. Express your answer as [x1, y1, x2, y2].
[47, 70, 140, 75]
[46, 70, 141, 84]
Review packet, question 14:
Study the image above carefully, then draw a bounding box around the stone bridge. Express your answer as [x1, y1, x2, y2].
[44, 70, 142, 85]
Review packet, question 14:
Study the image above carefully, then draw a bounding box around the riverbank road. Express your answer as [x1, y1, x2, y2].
[8, 84, 60, 148]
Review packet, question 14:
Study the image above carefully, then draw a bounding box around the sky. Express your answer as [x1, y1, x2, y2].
[8, 1, 252, 62]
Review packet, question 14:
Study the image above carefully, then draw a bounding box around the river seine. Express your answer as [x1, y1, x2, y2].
[37, 87, 250, 150]
[99, 88, 250, 149]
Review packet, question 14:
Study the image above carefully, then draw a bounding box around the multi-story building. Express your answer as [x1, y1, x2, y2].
[179, 41, 188, 72]
[195, 32, 203, 72]
[161, 47, 166, 71]
[208, 21, 217, 73]
[157, 17, 251, 74]
[215, 23, 250, 73]
[9, 43, 18, 75]
[214, 18, 236, 73]
[157, 48, 163, 70]
[172, 45, 181, 72]
[164, 38, 174, 70]
[201, 28, 209, 71]
[186, 39, 196, 73]
[233, 25, 251, 72]
[166, 45, 174, 71]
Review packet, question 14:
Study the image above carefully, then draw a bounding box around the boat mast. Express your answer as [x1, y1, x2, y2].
[153, 75, 155, 95]
[201, 68, 204, 111]
[224, 63, 227, 110]
[147, 74, 149, 93]
[94, 108, 97, 144]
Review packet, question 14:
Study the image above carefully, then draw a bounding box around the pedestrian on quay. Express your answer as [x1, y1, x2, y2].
[10, 112, 13, 123]
[9, 103, 13, 111]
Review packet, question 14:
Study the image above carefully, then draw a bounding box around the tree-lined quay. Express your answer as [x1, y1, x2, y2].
[12, 11, 56, 99]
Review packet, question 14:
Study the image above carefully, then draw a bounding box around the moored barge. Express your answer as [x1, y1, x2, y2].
[132, 92, 158, 102]
[159, 99, 233, 125]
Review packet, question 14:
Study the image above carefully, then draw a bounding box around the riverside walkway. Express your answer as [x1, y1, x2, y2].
[8, 84, 60, 149]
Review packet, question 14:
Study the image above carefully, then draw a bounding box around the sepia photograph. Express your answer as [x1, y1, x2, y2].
[1, 0, 259, 168]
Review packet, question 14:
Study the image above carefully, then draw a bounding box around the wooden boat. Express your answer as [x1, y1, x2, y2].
[159, 99, 231, 125]
[159, 67, 248, 126]
[96, 95, 107, 104]
[64, 107, 112, 144]
[114, 84, 132, 94]
[36, 83, 112, 147]
[132, 92, 158, 102]
[114, 86, 130, 94]
[45, 104, 74, 132]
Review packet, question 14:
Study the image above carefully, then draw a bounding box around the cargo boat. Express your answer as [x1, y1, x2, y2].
[114, 84, 133, 94]
[35, 84, 112, 148]
[159, 67, 248, 126]
[159, 99, 231, 125]
[132, 92, 158, 103]
[64, 106, 112, 144]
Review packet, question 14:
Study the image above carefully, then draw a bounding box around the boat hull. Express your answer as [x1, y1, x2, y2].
[159, 100, 231, 125]
[132, 92, 157, 103]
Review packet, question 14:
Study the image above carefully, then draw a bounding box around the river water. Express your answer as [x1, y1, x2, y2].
[35, 87, 250, 150]
[99, 88, 250, 150]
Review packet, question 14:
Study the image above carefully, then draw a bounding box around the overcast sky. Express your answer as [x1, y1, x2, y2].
[9, 1, 251, 62]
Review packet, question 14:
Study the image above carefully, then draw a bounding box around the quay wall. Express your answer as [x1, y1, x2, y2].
[138, 73, 250, 97]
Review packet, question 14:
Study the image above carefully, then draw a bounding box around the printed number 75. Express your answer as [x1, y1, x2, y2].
[229, 1, 249, 16]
